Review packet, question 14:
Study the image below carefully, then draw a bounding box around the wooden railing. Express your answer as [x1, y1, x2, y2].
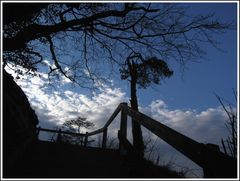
[36, 102, 237, 178]
[36, 103, 123, 148]
[123, 104, 237, 178]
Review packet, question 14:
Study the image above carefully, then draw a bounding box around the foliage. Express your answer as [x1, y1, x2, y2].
[63, 117, 94, 133]
[3, 3, 233, 87]
[120, 55, 173, 88]
[61, 116, 94, 145]
[119, 52, 173, 156]
[3, 2, 235, 157]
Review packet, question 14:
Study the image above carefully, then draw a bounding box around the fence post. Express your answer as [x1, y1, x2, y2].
[201, 143, 237, 178]
[119, 103, 128, 155]
[102, 128, 108, 149]
[84, 132, 88, 147]
[36, 126, 41, 139]
[57, 129, 62, 142]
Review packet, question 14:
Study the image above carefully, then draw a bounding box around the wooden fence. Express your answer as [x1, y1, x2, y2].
[36, 102, 237, 178]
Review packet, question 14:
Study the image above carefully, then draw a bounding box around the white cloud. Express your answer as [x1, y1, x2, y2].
[5, 66, 232, 178]
[139, 100, 231, 177]
[5, 66, 128, 132]
[141, 99, 229, 145]
[6, 65, 230, 146]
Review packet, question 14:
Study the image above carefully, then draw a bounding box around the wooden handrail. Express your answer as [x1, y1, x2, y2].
[36, 103, 124, 148]
[87, 128, 104, 136]
[85, 103, 124, 148]
[86, 103, 123, 136]
[36, 127, 85, 137]
[103, 103, 123, 129]
[36, 102, 237, 177]
[122, 103, 237, 178]
[125, 105, 204, 167]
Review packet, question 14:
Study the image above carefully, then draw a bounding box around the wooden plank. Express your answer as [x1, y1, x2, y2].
[125, 105, 237, 177]
[120, 104, 128, 139]
[87, 102, 126, 136]
[56, 129, 62, 142]
[36, 126, 41, 138]
[125, 105, 205, 167]
[37, 127, 85, 137]
[103, 103, 123, 129]
[87, 128, 104, 136]
[84, 132, 88, 147]
[102, 128, 108, 149]
[119, 104, 128, 155]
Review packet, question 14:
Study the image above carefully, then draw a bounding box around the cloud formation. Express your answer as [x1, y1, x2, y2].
[5, 66, 231, 177]
[6, 66, 229, 143]
[6, 69, 127, 129]
[140, 100, 230, 177]
[141, 100, 229, 145]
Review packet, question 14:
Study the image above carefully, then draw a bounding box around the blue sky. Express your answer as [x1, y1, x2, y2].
[3, 2, 238, 178]
[125, 2, 238, 111]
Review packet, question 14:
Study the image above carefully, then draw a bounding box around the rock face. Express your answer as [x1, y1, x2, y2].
[3, 69, 39, 176]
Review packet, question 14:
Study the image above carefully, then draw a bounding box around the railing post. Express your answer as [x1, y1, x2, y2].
[84, 132, 88, 147]
[80, 135, 84, 146]
[36, 126, 41, 139]
[102, 128, 108, 149]
[57, 129, 62, 142]
[119, 103, 128, 155]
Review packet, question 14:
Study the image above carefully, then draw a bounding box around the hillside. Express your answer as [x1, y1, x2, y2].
[7, 140, 183, 178]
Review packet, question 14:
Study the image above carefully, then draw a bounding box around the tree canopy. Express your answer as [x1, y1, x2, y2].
[3, 2, 235, 160]
[63, 117, 94, 134]
[3, 3, 232, 88]
[60, 117, 94, 145]
[119, 52, 173, 156]
[120, 54, 173, 89]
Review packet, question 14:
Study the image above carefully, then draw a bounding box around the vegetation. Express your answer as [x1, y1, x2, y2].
[47, 117, 95, 145]
[60, 117, 94, 145]
[215, 90, 237, 159]
[120, 54, 173, 156]
[3, 2, 234, 160]
[4, 3, 232, 86]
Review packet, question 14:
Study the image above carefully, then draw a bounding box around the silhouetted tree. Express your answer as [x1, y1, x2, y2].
[61, 117, 94, 145]
[120, 53, 173, 156]
[3, 3, 233, 88]
[3, 2, 235, 158]
[215, 91, 237, 159]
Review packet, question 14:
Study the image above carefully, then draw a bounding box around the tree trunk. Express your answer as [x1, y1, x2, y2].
[130, 62, 144, 158]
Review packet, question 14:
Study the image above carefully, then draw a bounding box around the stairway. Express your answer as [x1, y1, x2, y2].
[7, 140, 182, 178]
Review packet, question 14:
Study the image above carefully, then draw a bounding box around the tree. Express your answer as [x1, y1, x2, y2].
[3, 3, 232, 87]
[215, 91, 237, 159]
[3, 2, 234, 158]
[120, 53, 173, 156]
[61, 116, 94, 145]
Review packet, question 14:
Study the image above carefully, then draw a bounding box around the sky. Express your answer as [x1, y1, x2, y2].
[2, 1, 238, 178]
[130, 2, 238, 111]
[5, 63, 233, 177]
